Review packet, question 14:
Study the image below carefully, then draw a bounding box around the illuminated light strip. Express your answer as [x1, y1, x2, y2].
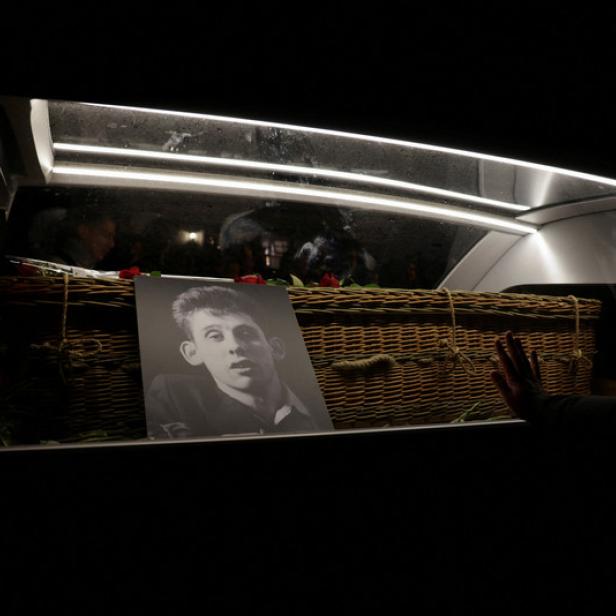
[76, 102, 616, 188]
[51, 164, 538, 235]
[53, 142, 530, 212]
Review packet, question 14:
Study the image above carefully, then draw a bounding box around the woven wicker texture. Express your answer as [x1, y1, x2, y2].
[0, 276, 602, 443]
[290, 287, 599, 427]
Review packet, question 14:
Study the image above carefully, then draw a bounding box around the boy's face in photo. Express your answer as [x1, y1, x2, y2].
[180, 308, 284, 394]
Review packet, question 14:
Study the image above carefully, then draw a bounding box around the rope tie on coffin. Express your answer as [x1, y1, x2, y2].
[438, 288, 477, 375]
[563, 294, 593, 375]
[312, 289, 593, 377]
[330, 288, 479, 374]
[29, 274, 103, 380]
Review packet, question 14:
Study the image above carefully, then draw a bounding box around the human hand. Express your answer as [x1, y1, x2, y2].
[491, 331, 543, 420]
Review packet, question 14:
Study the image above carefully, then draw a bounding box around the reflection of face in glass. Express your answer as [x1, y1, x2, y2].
[78, 218, 116, 264]
[180, 309, 284, 395]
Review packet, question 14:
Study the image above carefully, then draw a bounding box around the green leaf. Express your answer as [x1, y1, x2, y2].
[289, 274, 304, 287]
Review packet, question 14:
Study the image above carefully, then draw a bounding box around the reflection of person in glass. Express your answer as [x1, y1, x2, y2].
[146, 285, 326, 438]
[52, 208, 116, 268]
[217, 203, 377, 285]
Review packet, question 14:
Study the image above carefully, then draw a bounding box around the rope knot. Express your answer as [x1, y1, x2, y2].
[439, 338, 476, 375]
[566, 294, 593, 376]
[567, 347, 593, 375]
[32, 338, 104, 381]
[59, 338, 104, 361]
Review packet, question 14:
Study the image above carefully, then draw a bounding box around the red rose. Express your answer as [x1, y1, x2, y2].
[119, 266, 141, 280]
[319, 272, 340, 288]
[234, 274, 267, 285]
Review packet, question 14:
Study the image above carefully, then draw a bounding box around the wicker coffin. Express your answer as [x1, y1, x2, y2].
[0, 275, 602, 444]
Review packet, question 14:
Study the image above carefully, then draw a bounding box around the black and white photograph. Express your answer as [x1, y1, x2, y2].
[135, 276, 333, 439]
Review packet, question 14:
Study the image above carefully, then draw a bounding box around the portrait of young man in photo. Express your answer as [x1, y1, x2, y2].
[135, 279, 333, 439]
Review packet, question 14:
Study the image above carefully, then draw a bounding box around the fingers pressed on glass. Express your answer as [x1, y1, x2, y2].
[495, 339, 518, 384]
[506, 332, 529, 376]
[515, 336, 533, 377]
[491, 370, 525, 418]
[530, 350, 542, 384]
[491, 371, 515, 407]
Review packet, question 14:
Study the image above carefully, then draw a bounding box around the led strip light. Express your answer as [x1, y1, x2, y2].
[51, 164, 538, 235]
[53, 143, 530, 212]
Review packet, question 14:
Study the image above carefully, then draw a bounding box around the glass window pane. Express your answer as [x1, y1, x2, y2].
[5, 186, 486, 288]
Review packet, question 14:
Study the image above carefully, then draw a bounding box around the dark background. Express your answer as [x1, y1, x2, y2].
[3, 7, 616, 613]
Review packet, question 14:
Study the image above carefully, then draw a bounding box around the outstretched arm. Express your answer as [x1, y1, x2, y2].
[492, 332, 616, 438]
